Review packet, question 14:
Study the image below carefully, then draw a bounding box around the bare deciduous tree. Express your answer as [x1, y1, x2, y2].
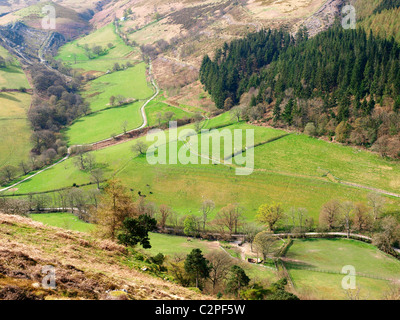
[253, 231, 278, 261]
[230, 105, 243, 122]
[367, 192, 386, 221]
[241, 222, 263, 252]
[205, 250, 233, 293]
[158, 204, 171, 230]
[340, 201, 354, 238]
[90, 168, 104, 189]
[214, 203, 243, 235]
[372, 216, 400, 253]
[0, 165, 17, 183]
[132, 141, 148, 155]
[319, 199, 341, 230]
[122, 120, 129, 134]
[353, 202, 373, 232]
[201, 199, 215, 232]
[19, 161, 30, 175]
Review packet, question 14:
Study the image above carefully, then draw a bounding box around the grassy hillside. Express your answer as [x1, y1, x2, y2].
[0, 46, 31, 89]
[0, 1, 91, 39]
[56, 23, 140, 73]
[65, 101, 145, 145]
[145, 100, 195, 127]
[64, 62, 154, 145]
[6, 117, 400, 220]
[285, 238, 400, 299]
[0, 46, 32, 176]
[0, 92, 32, 172]
[0, 213, 208, 300]
[80, 62, 153, 113]
[28, 211, 400, 299]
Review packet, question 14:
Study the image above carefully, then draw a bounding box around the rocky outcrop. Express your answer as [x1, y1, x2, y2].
[0, 21, 65, 64]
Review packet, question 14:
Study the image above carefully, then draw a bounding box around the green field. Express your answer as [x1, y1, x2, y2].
[145, 232, 217, 256]
[65, 100, 144, 145]
[0, 92, 32, 172]
[80, 62, 153, 112]
[249, 134, 400, 194]
[145, 100, 194, 127]
[0, 46, 31, 89]
[6, 119, 400, 220]
[286, 238, 400, 278]
[64, 62, 154, 145]
[290, 269, 392, 300]
[56, 23, 139, 73]
[30, 212, 94, 232]
[284, 238, 400, 299]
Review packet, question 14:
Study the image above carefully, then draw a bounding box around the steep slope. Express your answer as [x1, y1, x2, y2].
[0, 21, 65, 64]
[0, 0, 102, 17]
[354, 0, 400, 42]
[0, 213, 209, 300]
[0, 1, 92, 39]
[86, 0, 338, 106]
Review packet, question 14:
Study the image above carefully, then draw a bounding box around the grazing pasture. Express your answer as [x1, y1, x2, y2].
[0, 92, 32, 171]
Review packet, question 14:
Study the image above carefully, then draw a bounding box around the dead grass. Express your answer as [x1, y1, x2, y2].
[0, 213, 211, 300]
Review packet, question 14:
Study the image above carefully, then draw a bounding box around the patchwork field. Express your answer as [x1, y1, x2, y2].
[64, 62, 154, 145]
[80, 63, 153, 112]
[65, 101, 145, 145]
[6, 116, 400, 220]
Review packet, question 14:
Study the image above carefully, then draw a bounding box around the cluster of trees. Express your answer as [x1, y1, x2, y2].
[91, 179, 158, 239]
[111, 61, 134, 73]
[0, 138, 67, 184]
[317, 195, 400, 254]
[0, 55, 15, 68]
[109, 94, 128, 107]
[153, 111, 203, 131]
[200, 26, 400, 158]
[155, 110, 176, 126]
[373, 0, 400, 14]
[0, 43, 134, 184]
[0, 186, 101, 220]
[140, 39, 171, 59]
[167, 248, 298, 299]
[26, 64, 88, 167]
[80, 43, 114, 60]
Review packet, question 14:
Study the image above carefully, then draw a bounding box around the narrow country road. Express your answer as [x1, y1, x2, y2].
[0, 61, 159, 193]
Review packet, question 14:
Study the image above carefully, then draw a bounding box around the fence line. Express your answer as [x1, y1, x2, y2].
[284, 263, 399, 282]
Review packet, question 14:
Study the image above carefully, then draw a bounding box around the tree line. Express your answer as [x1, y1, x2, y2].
[2, 178, 399, 298]
[86, 179, 298, 299]
[0, 63, 88, 185]
[199, 25, 400, 158]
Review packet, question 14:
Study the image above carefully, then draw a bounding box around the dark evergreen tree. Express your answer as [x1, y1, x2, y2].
[117, 215, 157, 248]
[225, 265, 250, 298]
[184, 249, 211, 289]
